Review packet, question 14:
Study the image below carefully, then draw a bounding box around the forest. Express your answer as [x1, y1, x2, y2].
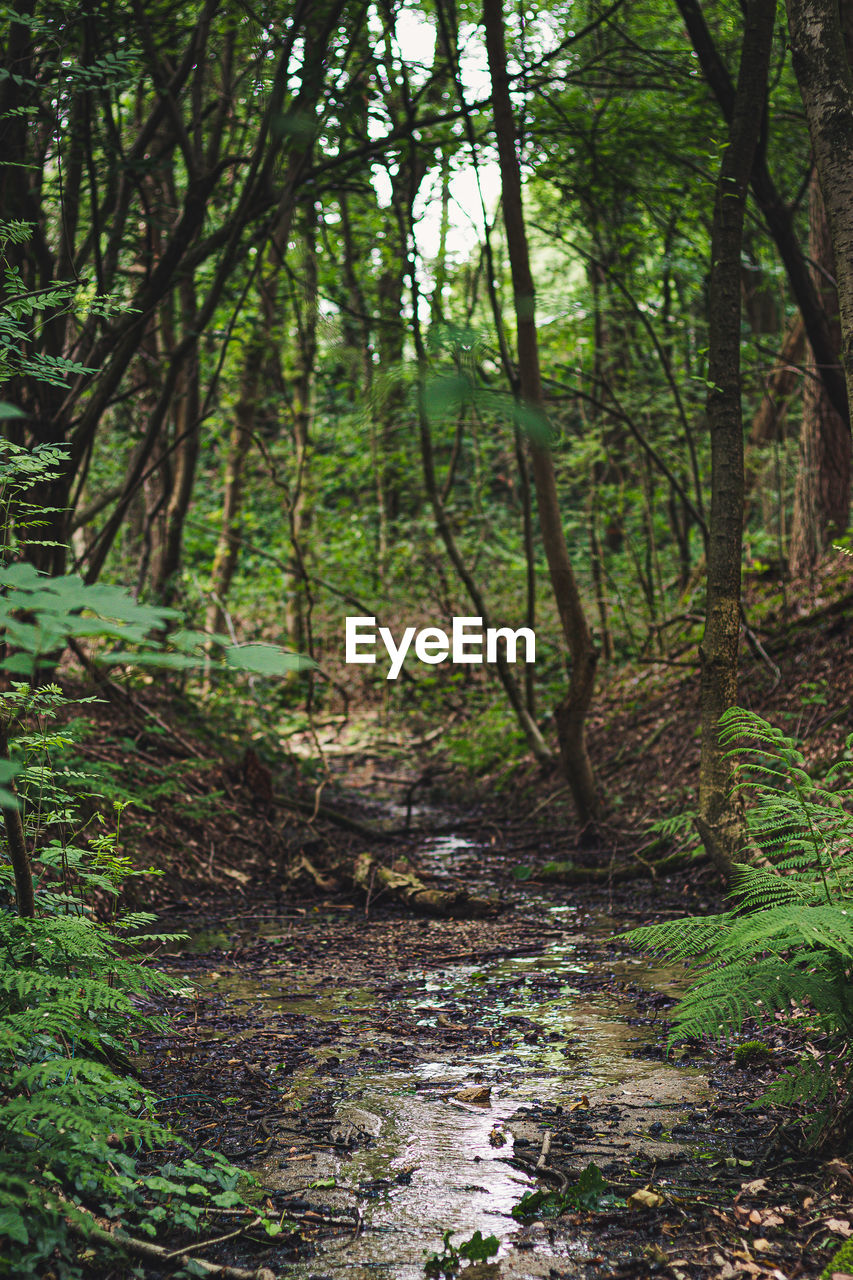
[2, 0, 853, 1276]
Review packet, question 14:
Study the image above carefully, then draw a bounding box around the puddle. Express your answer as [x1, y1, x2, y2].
[243, 940, 705, 1278]
[162, 825, 707, 1277]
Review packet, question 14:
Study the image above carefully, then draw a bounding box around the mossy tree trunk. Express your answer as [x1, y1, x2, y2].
[789, 174, 850, 576]
[698, 0, 776, 880]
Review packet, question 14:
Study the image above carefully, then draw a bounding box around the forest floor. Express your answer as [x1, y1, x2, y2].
[126, 813, 853, 1280]
[71, 570, 853, 1280]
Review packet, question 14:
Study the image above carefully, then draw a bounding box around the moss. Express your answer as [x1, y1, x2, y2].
[733, 1040, 773, 1068]
[820, 1237, 853, 1280]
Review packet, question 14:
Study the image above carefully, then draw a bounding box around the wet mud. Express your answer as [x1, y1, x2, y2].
[138, 827, 850, 1280]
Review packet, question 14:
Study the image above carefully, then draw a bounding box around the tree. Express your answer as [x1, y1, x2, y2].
[789, 174, 850, 574]
[483, 0, 600, 828]
[697, 0, 776, 880]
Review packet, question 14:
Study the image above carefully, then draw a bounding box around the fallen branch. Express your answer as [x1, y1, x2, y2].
[536, 848, 708, 885]
[64, 1207, 277, 1280]
[351, 853, 499, 918]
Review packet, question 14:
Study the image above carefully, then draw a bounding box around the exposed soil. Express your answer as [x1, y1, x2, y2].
[123, 826, 851, 1280]
[64, 577, 853, 1280]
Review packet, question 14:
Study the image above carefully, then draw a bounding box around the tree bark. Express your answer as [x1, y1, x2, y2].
[699, 0, 776, 880]
[676, 0, 850, 427]
[483, 0, 600, 829]
[789, 173, 851, 574]
[786, 0, 853, 430]
[205, 338, 263, 638]
[0, 721, 34, 918]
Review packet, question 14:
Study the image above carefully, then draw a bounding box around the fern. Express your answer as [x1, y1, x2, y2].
[622, 707, 853, 1147]
[0, 688, 285, 1275]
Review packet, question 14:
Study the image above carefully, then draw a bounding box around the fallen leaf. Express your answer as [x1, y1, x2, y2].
[752, 1239, 773, 1253]
[827, 1160, 853, 1188]
[437, 1014, 467, 1031]
[627, 1188, 664, 1210]
[826, 1218, 853, 1237]
[453, 1086, 492, 1105]
[569, 1095, 590, 1111]
[222, 867, 250, 884]
[740, 1178, 767, 1195]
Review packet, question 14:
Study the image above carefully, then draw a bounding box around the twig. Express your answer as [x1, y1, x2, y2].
[63, 1205, 276, 1280]
[163, 1217, 264, 1260]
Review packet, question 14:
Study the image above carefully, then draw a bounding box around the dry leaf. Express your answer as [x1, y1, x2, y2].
[826, 1218, 853, 1237]
[627, 1188, 664, 1210]
[453, 1086, 492, 1105]
[827, 1160, 853, 1188]
[740, 1178, 768, 1195]
[222, 867, 250, 884]
[437, 1014, 467, 1031]
[569, 1094, 590, 1111]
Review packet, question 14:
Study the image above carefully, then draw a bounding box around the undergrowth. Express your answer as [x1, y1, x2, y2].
[623, 707, 853, 1147]
[0, 685, 287, 1276]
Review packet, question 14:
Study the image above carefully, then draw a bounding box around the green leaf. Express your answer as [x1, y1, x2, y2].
[224, 644, 315, 676]
[458, 1230, 499, 1261]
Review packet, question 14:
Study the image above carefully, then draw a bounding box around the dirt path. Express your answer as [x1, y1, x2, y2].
[137, 820, 850, 1280]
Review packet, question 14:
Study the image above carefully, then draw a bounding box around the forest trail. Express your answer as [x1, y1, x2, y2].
[136, 814, 823, 1280]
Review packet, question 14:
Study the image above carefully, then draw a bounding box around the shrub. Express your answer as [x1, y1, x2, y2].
[622, 707, 853, 1146]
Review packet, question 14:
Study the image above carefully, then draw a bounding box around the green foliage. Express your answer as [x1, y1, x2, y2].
[423, 1228, 500, 1276]
[733, 1040, 774, 1068]
[512, 1163, 611, 1219]
[445, 701, 526, 776]
[821, 1237, 853, 1280]
[622, 708, 853, 1144]
[0, 444, 301, 1273]
[0, 688, 286, 1276]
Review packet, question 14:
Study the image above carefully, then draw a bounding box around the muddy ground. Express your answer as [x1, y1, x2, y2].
[69, 581, 853, 1280]
[128, 817, 853, 1280]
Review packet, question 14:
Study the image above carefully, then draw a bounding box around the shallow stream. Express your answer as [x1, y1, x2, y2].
[163, 832, 709, 1278]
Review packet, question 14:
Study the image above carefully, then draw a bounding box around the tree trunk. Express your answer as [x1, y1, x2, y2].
[677, 0, 849, 426]
[699, 0, 776, 880]
[786, 0, 853, 434]
[749, 313, 805, 447]
[205, 338, 263, 638]
[285, 205, 319, 654]
[788, 173, 851, 577]
[151, 277, 201, 605]
[0, 721, 34, 918]
[483, 0, 599, 829]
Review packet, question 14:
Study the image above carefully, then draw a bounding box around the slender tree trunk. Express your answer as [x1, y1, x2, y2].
[151, 277, 201, 605]
[483, 0, 599, 829]
[285, 205, 319, 652]
[0, 721, 34, 918]
[205, 338, 263, 638]
[677, 0, 849, 426]
[789, 175, 851, 576]
[698, 0, 776, 880]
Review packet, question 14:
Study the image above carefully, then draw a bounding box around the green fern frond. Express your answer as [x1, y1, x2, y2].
[621, 707, 853, 1141]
